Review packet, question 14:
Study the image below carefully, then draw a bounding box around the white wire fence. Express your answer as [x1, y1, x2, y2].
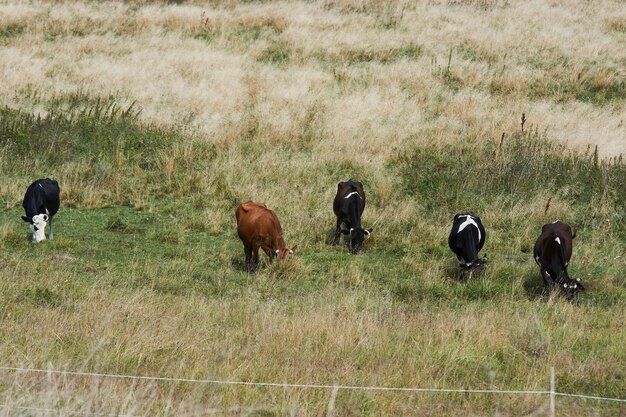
[0, 404, 130, 417]
[1, 365, 624, 416]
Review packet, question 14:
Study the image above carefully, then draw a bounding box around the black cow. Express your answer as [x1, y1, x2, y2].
[333, 179, 372, 254]
[22, 178, 60, 243]
[448, 212, 486, 270]
[534, 220, 583, 293]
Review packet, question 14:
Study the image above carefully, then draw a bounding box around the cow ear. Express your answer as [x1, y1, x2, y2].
[21, 216, 31, 223]
[42, 214, 49, 222]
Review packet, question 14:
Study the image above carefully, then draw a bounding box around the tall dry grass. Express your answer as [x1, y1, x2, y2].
[0, 0, 624, 158]
[1, 269, 622, 416]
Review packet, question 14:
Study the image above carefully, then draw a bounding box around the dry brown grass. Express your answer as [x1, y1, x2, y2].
[1, 0, 624, 158]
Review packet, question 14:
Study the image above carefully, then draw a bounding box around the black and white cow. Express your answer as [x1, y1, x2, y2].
[533, 220, 583, 293]
[333, 179, 372, 254]
[448, 212, 486, 270]
[22, 178, 60, 243]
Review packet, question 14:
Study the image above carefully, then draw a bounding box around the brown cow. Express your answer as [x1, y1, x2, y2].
[235, 201, 295, 271]
[533, 220, 584, 294]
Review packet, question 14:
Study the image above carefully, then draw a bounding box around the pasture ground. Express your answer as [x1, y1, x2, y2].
[1, 0, 625, 415]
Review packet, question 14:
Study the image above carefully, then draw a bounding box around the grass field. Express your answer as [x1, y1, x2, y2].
[1, 1, 625, 416]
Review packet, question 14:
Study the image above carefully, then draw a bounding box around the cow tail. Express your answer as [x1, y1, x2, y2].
[551, 231, 567, 282]
[460, 227, 479, 267]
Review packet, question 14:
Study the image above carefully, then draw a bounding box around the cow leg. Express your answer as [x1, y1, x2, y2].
[332, 218, 341, 245]
[541, 269, 555, 289]
[252, 245, 260, 270]
[259, 239, 274, 263]
[49, 217, 53, 240]
[337, 221, 348, 246]
[244, 244, 253, 272]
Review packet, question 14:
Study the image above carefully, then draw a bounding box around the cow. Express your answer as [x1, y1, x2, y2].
[534, 220, 583, 294]
[448, 212, 486, 271]
[333, 179, 372, 255]
[22, 178, 60, 243]
[235, 201, 295, 271]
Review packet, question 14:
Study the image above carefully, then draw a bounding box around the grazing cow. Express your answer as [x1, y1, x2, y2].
[236, 201, 295, 271]
[448, 212, 486, 270]
[534, 220, 583, 293]
[333, 179, 372, 254]
[22, 178, 60, 243]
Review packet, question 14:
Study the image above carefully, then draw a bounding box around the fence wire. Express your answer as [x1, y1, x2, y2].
[1, 366, 624, 403]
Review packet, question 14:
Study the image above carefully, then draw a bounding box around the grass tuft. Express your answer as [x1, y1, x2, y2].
[256, 40, 292, 66]
[0, 22, 25, 41]
[394, 130, 625, 217]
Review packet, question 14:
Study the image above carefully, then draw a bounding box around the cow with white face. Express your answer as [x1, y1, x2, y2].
[448, 212, 486, 271]
[22, 178, 60, 243]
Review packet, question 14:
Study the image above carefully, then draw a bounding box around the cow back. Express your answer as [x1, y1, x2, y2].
[23, 178, 60, 218]
[535, 221, 573, 265]
[333, 180, 366, 219]
[448, 212, 486, 267]
[236, 201, 283, 242]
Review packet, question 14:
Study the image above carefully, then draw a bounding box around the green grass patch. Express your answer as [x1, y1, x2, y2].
[0, 95, 624, 416]
[0, 23, 25, 42]
[256, 40, 292, 66]
[315, 43, 423, 66]
[191, 16, 286, 50]
[0, 95, 173, 167]
[489, 57, 626, 105]
[528, 71, 626, 105]
[393, 131, 625, 216]
[456, 42, 498, 64]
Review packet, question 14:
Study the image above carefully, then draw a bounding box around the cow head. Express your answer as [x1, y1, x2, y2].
[341, 227, 372, 254]
[22, 213, 48, 243]
[275, 244, 297, 260]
